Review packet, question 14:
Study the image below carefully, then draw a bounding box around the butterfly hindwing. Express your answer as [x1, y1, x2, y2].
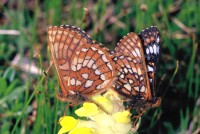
[138, 26, 160, 93]
[113, 54, 152, 100]
[113, 26, 161, 111]
[113, 32, 152, 100]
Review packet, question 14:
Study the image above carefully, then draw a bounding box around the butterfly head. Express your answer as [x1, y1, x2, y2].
[56, 89, 86, 105]
[126, 96, 161, 113]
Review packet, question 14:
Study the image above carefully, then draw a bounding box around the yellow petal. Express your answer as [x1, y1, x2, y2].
[69, 127, 95, 134]
[58, 116, 78, 132]
[113, 110, 131, 123]
[75, 102, 99, 117]
[58, 126, 70, 134]
[91, 95, 113, 113]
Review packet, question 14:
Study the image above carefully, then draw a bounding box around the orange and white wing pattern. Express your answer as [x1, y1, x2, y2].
[69, 43, 115, 96]
[113, 26, 160, 111]
[48, 25, 115, 104]
[113, 33, 152, 101]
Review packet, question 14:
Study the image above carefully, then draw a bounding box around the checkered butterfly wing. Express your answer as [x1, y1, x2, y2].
[69, 43, 115, 95]
[113, 26, 161, 110]
[113, 32, 153, 102]
[138, 26, 160, 92]
[48, 25, 115, 104]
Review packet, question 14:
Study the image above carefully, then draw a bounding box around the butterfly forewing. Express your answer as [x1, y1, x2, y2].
[69, 43, 115, 95]
[138, 26, 160, 94]
[48, 25, 115, 103]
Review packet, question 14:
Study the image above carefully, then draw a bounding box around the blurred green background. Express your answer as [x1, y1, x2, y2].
[0, 0, 199, 134]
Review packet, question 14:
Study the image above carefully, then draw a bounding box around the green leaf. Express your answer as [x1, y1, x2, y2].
[0, 77, 7, 91]
[3, 67, 16, 82]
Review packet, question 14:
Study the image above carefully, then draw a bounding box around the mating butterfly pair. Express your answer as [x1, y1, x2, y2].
[48, 25, 161, 112]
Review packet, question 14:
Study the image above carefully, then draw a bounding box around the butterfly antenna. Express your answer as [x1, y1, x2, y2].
[162, 60, 179, 98]
[43, 69, 60, 90]
[37, 61, 59, 94]
[42, 60, 53, 79]
[46, 60, 53, 73]
[156, 74, 166, 94]
[36, 71, 57, 95]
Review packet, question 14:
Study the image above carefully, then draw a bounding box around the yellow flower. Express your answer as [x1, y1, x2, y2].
[69, 127, 95, 134]
[75, 102, 100, 117]
[113, 110, 131, 123]
[58, 90, 138, 134]
[91, 95, 113, 113]
[58, 116, 78, 134]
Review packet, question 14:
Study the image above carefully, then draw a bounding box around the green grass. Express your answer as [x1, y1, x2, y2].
[0, 0, 199, 134]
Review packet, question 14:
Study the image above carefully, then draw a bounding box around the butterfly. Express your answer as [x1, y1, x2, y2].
[48, 25, 115, 105]
[112, 26, 161, 114]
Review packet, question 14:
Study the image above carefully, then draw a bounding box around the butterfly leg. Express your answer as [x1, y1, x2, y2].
[132, 110, 146, 127]
[63, 103, 70, 116]
[58, 103, 70, 124]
